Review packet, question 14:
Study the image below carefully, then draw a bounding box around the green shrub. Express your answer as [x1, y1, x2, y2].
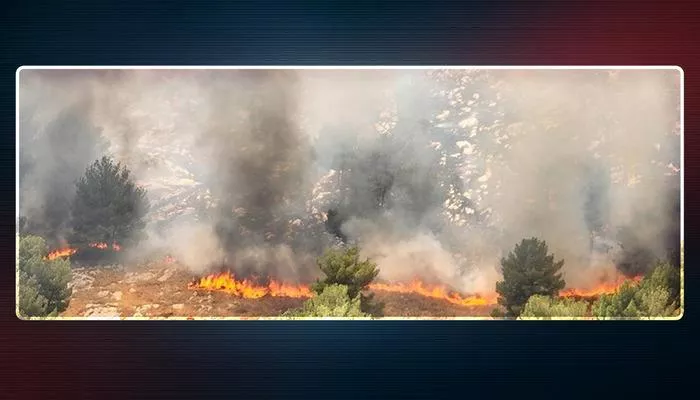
[312, 246, 383, 316]
[519, 295, 589, 319]
[18, 270, 50, 317]
[284, 284, 368, 318]
[593, 262, 680, 319]
[17, 235, 72, 318]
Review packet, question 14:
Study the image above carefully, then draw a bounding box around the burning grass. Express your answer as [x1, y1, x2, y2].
[52, 245, 645, 318]
[186, 270, 643, 312]
[188, 271, 314, 299]
[368, 281, 497, 307]
[559, 275, 643, 299]
[45, 242, 122, 261]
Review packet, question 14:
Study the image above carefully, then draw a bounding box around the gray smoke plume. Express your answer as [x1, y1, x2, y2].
[18, 70, 109, 245]
[17, 68, 681, 293]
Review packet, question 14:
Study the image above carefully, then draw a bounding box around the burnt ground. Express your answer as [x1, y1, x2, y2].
[60, 260, 495, 319]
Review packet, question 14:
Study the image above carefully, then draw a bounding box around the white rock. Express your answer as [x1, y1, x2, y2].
[172, 304, 185, 310]
[135, 304, 156, 314]
[112, 291, 123, 301]
[97, 290, 109, 298]
[157, 269, 175, 282]
[124, 272, 156, 284]
[69, 273, 95, 291]
[83, 305, 120, 318]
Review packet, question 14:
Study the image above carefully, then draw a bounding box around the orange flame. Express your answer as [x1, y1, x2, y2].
[187, 272, 644, 307]
[188, 271, 314, 299]
[368, 280, 498, 306]
[89, 242, 121, 251]
[44, 241, 121, 260]
[45, 247, 78, 261]
[559, 275, 643, 299]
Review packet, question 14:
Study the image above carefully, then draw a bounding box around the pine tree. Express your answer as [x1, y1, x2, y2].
[70, 156, 150, 248]
[495, 238, 566, 317]
[312, 246, 383, 316]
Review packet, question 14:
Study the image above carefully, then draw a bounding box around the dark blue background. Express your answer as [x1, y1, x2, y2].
[2, 1, 697, 398]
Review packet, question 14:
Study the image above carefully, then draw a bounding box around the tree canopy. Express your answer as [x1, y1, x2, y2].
[70, 156, 150, 248]
[495, 237, 566, 317]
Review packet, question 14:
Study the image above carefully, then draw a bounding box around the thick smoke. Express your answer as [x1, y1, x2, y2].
[18, 70, 109, 245]
[477, 70, 681, 287]
[18, 69, 681, 292]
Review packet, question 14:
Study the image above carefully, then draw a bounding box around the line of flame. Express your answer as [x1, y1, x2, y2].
[368, 281, 498, 306]
[188, 271, 314, 299]
[45, 248, 78, 261]
[188, 271, 643, 305]
[44, 242, 122, 260]
[559, 275, 643, 298]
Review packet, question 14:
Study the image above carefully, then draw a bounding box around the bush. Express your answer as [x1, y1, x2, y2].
[17, 235, 72, 318]
[593, 262, 680, 319]
[18, 270, 50, 317]
[519, 295, 589, 319]
[70, 156, 150, 249]
[284, 284, 368, 318]
[495, 238, 566, 317]
[640, 262, 681, 304]
[312, 246, 383, 316]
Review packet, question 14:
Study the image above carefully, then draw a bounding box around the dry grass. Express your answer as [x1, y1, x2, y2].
[61, 261, 495, 319]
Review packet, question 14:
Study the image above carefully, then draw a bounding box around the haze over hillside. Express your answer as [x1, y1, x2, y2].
[18, 68, 681, 294]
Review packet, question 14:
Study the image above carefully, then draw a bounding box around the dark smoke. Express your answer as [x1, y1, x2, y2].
[17, 68, 682, 292]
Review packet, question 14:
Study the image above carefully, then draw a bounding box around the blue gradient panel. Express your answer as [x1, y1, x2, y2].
[1, 0, 697, 398]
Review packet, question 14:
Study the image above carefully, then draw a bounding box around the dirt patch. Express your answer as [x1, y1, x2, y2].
[61, 261, 495, 319]
[373, 292, 494, 317]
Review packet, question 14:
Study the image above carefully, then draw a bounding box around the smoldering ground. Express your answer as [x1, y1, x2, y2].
[18, 69, 681, 292]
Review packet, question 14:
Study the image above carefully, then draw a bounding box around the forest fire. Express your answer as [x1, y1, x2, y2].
[188, 271, 314, 299]
[188, 272, 498, 306]
[45, 247, 78, 261]
[44, 242, 122, 260]
[559, 275, 643, 299]
[88, 242, 121, 251]
[368, 281, 498, 306]
[188, 271, 644, 306]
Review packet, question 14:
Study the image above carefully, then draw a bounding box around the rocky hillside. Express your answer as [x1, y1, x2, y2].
[61, 260, 495, 319]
